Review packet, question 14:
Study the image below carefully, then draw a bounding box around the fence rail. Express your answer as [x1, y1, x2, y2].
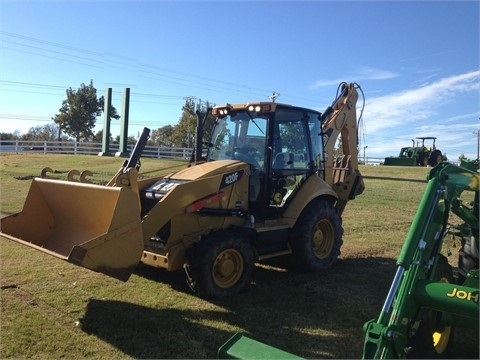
[0, 140, 193, 160]
[0, 140, 387, 165]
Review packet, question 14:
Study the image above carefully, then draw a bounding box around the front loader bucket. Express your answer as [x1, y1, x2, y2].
[1, 178, 144, 281]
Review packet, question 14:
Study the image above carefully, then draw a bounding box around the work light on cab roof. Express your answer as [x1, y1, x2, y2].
[212, 103, 272, 117]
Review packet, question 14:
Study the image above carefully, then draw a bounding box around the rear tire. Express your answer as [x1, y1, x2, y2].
[290, 199, 343, 271]
[186, 231, 255, 298]
[405, 255, 454, 358]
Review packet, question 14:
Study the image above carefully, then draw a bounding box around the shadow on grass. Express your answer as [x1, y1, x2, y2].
[80, 256, 397, 359]
[133, 262, 191, 294]
[81, 299, 234, 359]
[81, 256, 478, 359]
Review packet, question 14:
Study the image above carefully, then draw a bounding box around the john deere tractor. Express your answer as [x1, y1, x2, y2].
[384, 137, 446, 167]
[218, 161, 479, 359]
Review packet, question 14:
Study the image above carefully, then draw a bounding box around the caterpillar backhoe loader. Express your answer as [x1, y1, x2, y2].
[1, 82, 364, 299]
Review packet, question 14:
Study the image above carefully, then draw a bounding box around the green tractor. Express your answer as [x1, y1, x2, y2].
[218, 161, 479, 359]
[384, 137, 445, 167]
[362, 161, 479, 358]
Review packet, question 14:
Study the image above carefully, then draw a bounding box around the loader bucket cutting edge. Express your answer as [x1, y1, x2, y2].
[0, 178, 144, 281]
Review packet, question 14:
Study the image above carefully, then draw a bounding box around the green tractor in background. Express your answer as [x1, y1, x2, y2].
[384, 137, 446, 167]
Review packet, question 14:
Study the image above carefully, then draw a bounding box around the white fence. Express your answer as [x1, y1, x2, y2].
[361, 157, 385, 166]
[0, 139, 386, 165]
[0, 140, 193, 160]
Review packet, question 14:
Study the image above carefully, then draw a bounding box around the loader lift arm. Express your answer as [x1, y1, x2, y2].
[362, 162, 479, 359]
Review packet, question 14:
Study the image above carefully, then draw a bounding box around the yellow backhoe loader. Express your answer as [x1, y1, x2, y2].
[1, 82, 365, 298]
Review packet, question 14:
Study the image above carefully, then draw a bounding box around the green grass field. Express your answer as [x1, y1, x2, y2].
[0, 153, 478, 358]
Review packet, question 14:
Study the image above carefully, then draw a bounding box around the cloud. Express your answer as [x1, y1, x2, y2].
[363, 70, 480, 134]
[360, 70, 480, 161]
[310, 66, 399, 89]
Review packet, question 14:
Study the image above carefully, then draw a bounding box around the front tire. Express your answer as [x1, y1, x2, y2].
[186, 231, 255, 298]
[290, 199, 343, 271]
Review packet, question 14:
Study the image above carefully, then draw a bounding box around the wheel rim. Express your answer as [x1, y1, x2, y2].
[212, 249, 244, 288]
[432, 327, 451, 354]
[312, 219, 335, 259]
[432, 275, 452, 354]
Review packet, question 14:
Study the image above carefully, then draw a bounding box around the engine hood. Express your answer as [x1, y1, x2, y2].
[170, 160, 249, 181]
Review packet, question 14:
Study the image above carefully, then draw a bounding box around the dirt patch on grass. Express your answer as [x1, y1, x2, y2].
[14, 175, 35, 180]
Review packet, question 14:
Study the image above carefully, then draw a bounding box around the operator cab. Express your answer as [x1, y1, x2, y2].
[208, 102, 324, 220]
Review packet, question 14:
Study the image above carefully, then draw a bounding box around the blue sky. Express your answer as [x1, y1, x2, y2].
[1, 0, 479, 161]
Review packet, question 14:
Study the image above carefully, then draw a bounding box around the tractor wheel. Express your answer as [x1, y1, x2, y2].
[185, 231, 255, 298]
[457, 234, 479, 284]
[405, 255, 454, 358]
[290, 199, 343, 271]
[417, 156, 428, 167]
[428, 150, 443, 167]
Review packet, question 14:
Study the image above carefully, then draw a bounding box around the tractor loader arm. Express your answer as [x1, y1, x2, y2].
[124, 127, 151, 170]
[106, 127, 151, 190]
[321, 82, 365, 215]
[362, 163, 479, 359]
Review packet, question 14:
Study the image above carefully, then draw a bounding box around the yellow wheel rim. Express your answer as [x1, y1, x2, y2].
[432, 275, 452, 354]
[312, 219, 334, 259]
[212, 249, 244, 288]
[432, 326, 452, 354]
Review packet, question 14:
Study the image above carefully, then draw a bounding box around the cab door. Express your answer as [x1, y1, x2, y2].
[259, 108, 321, 219]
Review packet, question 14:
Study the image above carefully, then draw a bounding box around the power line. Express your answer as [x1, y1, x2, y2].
[0, 114, 52, 121]
[1, 31, 324, 106]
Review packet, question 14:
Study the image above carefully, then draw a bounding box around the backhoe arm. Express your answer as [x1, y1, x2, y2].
[321, 82, 364, 215]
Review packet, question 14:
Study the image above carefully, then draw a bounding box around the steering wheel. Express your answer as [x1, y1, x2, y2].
[233, 145, 261, 168]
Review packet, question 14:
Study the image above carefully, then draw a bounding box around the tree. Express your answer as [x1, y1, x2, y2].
[21, 123, 59, 141]
[333, 137, 343, 158]
[52, 80, 119, 141]
[171, 98, 197, 147]
[0, 131, 19, 140]
[458, 153, 469, 162]
[93, 129, 113, 143]
[170, 98, 215, 148]
[151, 125, 174, 146]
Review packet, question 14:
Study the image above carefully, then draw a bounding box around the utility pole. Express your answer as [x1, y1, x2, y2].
[363, 145, 368, 165]
[183, 96, 197, 115]
[474, 126, 480, 162]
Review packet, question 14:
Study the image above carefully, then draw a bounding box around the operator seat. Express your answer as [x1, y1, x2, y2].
[273, 152, 294, 169]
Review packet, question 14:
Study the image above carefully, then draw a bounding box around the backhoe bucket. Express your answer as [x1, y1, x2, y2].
[0, 178, 144, 281]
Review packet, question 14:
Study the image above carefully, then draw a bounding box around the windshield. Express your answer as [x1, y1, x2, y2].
[208, 111, 268, 169]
